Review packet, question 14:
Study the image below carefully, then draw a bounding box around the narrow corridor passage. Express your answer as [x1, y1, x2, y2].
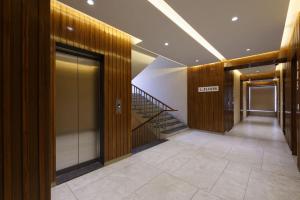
[52, 117, 300, 200]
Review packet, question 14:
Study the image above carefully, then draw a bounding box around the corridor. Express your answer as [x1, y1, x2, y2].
[52, 117, 300, 200]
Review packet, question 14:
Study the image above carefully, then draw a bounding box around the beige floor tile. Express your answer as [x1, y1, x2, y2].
[211, 162, 251, 200]
[72, 162, 161, 200]
[192, 190, 222, 200]
[171, 154, 228, 191]
[125, 173, 198, 200]
[51, 116, 300, 200]
[245, 170, 300, 200]
[51, 184, 77, 200]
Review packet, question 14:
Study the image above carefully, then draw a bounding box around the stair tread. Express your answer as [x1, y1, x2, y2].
[161, 125, 188, 134]
[153, 121, 182, 128]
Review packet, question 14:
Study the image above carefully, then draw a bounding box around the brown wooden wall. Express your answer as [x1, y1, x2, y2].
[1, 0, 51, 199]
[188, 63, 225, 133]
[224, 71, 234, 131]
[281, 14, 300, 166]
[283, 14, 300, 156]
[50, 1, 132, 181]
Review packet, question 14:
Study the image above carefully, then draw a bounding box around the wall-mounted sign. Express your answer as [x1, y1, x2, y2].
[198, 86, 219, 93]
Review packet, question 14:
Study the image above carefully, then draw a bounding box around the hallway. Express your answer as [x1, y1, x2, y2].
[52, 117, 300, 200]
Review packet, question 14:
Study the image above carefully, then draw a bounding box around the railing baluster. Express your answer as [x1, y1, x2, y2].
[131, 84, 177, 150]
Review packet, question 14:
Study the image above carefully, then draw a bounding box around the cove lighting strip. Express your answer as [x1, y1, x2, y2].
[280, 0, 300, 48]
[147, 0, 226, 61]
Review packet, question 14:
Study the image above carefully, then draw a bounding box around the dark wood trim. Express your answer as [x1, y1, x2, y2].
[224, 58, 287, 71]
[240, 71, 276, 81]
[0, 0, 3, 197]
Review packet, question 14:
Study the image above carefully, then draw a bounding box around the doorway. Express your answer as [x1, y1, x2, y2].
[55, 44, 104, 184]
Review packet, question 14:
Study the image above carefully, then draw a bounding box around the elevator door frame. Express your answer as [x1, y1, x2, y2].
[55, 42, 105, 179]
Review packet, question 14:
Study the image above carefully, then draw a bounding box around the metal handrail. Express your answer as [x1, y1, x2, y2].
[131, 84, 178, 149]
[132, 84, 177, 111]
[132, 109, 177, 132]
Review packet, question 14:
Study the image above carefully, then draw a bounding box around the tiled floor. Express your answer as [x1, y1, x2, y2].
[52, 116, 300, 200]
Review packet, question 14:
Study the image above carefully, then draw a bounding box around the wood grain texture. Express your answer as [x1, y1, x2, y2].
[224, 71, 234, 131]
[240, 81, 243, 121]
[1, 0, 51, 199]
[0, 0, 3, 197]
[247, 80, 277, 87]
[50, 1, 132, 180]
[240, 71, 276, 81]
[282, 14, 300, 157]
[188, 63, 225, 133]
[224, 51, 281, 69]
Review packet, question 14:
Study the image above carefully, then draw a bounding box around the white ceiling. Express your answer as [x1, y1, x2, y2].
[59, 0, 289, 66]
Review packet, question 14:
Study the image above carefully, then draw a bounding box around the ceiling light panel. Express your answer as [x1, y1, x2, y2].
[147, 0, 226, 61]
[232, 16, 239, 21]
[87, 0, 94, 6]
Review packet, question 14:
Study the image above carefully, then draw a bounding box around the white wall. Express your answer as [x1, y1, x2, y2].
[131, 50, 156, 79]
[132, 56, 187, 124]
[233, 70, 241, 124]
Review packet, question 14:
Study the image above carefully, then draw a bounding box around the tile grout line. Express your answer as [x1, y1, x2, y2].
[189, 187, 200, 200]
[125, 171, 165, 198]
[260, 148, 265, 170]
[66, 183, 80, 200]
[208, 159, 230, 193]
[242, 167, 253, 200]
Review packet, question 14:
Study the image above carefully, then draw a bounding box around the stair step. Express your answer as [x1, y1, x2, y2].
[153, 121, 182, 128]
[161, 125, 188, 134]
[150, 115, 174, 122]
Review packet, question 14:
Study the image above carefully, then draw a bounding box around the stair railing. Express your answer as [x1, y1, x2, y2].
[132, 84, 177, 149]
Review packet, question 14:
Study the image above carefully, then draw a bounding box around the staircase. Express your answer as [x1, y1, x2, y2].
[132, 85, 187, 149]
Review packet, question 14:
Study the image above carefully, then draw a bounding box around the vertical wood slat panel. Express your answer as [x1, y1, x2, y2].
[283, 14, 300, 156]
[50, 1, 132, 173]
[187, 63, 225, 133]
[0, 0, 3, 196]
[2, 0, 51, 199]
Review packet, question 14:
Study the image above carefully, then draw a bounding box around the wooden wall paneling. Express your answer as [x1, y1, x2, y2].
[283, 46, 297, 155]
[224, 71, 234, 131]
[127, 37, 132, 153]
[240, 81, 243, 121]
[296, 19, 300, 169]
[188, 63, 225, 133]
[50, 6, 56, 183]
[0, 0, 3, 197]
[2, 0, 51, 199]
[103, 25, 110, 162]
[240, 71, 276, 81]
[116, 29, 121, 158]
[50, 1, 132, 178]
[224, 51, 281, 69]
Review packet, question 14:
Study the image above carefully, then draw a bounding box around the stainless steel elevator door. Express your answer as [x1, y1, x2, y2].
[78, 57, 100, 163]
[56, 52, 79, 171]
[55, 52, 100, 172]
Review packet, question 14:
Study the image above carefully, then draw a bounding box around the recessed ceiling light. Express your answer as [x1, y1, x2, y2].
[232, 16, 239, 22]
[87, 0, 94, 5]
[195, 59, 199, 63]
[246, 48, 251, 51]
[147, 0, 225, 61]
[164, 42, 169, 46]
[67, 26, 74, 31]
